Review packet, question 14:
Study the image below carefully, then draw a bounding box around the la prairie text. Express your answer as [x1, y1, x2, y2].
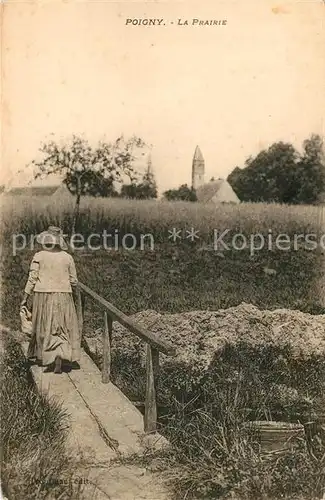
[125, 19, 228, 27]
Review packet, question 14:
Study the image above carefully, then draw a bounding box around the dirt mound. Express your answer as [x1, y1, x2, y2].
[101, 303, 325, 368]
[83, 303, 325, 420]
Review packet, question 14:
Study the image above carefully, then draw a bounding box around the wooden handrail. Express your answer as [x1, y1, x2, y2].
[78, 282, 175, 356]
[75, 281, 175, 433]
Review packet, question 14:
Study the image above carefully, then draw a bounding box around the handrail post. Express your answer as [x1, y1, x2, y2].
[102, 311, 113, 383]
[144, 344, 159, 433]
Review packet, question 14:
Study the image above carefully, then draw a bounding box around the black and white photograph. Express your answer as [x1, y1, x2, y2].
[1, 1, 325, 499]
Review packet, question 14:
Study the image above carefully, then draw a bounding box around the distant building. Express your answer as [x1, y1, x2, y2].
[196, 178, 240, 204]
[51, 184, 73, 198]
[191, 146, 240, 204]
[6, 184, 72, 197]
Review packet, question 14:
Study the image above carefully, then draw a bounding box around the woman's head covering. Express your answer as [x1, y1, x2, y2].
[36, 226, 68, 250]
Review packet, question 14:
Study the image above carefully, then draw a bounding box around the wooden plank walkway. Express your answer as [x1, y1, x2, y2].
[20, 342, 170, 500]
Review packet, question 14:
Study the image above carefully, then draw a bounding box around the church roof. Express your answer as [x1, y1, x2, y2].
[196, 179, 240, 204]
[7, 185, 60, 196]
[6, 184, 71, 197]
[193, 146, 204, 162]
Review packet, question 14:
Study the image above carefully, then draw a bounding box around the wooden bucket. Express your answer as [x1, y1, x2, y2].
[243, 421, 305, 454]
[301, 412, 325, 444]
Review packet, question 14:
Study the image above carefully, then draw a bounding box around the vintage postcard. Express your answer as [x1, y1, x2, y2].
[1, 1, 325, 499]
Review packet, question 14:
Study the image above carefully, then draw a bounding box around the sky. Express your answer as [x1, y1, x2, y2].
[1, 0, 325, 194]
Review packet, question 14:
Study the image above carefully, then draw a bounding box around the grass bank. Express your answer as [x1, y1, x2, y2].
[0, 328, 84, 500]
[1, 196, 324, 330]
[135, 408, 325, 500]
[1, 243, 323, 332]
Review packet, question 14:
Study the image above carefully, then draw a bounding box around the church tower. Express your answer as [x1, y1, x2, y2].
[191, 146, 205, 190]
[146, 153, 153, 176]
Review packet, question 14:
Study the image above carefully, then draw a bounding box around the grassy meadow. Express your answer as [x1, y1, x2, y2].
[1, 194, 324, 329]
[1, 194, 325, 499]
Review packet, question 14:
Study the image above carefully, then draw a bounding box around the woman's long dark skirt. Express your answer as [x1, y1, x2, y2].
[27, 292, 80, 366]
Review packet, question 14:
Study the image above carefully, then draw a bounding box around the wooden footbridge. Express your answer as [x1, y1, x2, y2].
[21, 282, 176, 500]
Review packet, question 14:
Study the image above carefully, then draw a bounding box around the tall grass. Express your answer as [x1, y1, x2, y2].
[0, 195, 320, 241]
[158, 405, 325, 500]
[0, 329, 85, 499]
[125, 390, 325, 500]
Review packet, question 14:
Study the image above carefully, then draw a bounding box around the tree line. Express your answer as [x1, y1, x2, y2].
[3, 133, 323, 228]
[1, 132, 321, 233]
[228, 134, 325, 205]
[164, 134, 325, 204]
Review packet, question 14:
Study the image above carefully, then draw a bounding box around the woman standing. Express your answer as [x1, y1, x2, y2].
[21, 226, 80, 374]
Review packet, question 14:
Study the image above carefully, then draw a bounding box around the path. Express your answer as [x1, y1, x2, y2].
[20, 341, 170, 500]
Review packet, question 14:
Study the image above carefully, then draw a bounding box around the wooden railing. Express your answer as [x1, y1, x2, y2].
[75, 282, 176, 433]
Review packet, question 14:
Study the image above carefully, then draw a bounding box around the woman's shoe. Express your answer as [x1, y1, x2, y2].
[27, 356, 37, 365]
[62, 360, 72, 373]
[54, 356, 62, 374]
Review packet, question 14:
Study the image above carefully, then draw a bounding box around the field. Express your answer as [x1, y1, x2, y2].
[1, 194, 324, 321]
[1, 194, 321, 240]
[1, 194, 325, 499]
